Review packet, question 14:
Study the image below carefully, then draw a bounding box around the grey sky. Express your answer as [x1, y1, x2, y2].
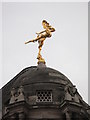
[1, 2, 88, 103]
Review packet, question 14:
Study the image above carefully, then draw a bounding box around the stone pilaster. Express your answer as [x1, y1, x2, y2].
[19, 112, 25, 120]
[65, 111, 71, 120]
[10, 114, 16, 120]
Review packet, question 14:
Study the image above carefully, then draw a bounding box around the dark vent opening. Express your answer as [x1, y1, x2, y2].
[36, 90, 52, 103]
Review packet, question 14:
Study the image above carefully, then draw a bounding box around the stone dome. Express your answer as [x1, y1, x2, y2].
[2, 65, 90, 119]
[2, 66, 72, 105]
[12, 66, 72, 87]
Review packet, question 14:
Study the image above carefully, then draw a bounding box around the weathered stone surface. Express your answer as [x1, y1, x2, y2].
[1, 66, 90, 119]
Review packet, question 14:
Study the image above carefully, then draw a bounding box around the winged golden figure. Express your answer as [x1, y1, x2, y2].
[25, 20, 55, 64]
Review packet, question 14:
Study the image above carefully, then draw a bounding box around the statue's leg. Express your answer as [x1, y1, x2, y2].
[37, 40, 44, 60]
[37, 46, 42, 59]
[25, 35, 43, 44]
[39, 46, 42, 55]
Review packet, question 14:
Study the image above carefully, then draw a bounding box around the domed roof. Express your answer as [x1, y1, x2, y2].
[12, 66, 72, 88]
[2, 66, 72, 105]
[2, 65, 90, 119]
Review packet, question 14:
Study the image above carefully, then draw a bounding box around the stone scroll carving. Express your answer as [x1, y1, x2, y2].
[9, 86, 25, 104]
[64, 84, 82, 103]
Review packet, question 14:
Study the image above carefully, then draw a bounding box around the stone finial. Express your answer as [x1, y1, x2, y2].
[37, 61, 46, 68]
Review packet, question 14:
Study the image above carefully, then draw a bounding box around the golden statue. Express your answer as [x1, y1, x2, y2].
[25, 20, 55, 64]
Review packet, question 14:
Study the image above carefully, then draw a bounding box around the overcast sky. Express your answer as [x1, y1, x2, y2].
[1, 2, 88, 104]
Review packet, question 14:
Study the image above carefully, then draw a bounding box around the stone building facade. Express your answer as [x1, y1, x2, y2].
[1, 64, 90, 120]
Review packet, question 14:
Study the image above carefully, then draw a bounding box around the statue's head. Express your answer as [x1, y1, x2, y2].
[42, 20, 49, 29]
[42, 20, 55, 32]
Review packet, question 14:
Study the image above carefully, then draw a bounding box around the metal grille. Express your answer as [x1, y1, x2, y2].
[36, 90, 52, 103]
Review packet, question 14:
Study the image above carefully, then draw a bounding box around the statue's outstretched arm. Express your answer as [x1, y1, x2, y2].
[36, 30, 46, 35]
